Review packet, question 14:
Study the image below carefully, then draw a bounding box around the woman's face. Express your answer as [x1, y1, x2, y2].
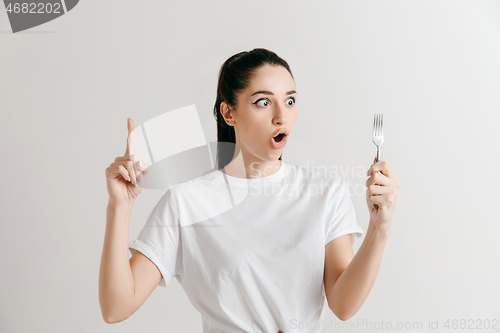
[222, 64, 297, 164]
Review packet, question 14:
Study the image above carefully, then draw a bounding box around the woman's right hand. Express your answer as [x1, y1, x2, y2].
[105, 117, 150, 206]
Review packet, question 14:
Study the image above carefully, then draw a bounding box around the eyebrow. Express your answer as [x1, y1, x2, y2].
[250, 90, 297, 96]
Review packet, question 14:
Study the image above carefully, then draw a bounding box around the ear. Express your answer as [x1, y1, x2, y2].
[220, 101, 235, 126]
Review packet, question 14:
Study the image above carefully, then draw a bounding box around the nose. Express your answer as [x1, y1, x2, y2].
[273, 103, 287, 125]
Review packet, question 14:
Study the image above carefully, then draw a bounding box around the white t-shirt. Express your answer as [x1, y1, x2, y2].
[128, 160, 364, 332]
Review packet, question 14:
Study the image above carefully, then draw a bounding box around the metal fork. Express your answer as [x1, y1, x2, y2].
[372, 114, 384, 211]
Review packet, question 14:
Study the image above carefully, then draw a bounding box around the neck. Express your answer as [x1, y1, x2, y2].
[221, 149, 282, 179]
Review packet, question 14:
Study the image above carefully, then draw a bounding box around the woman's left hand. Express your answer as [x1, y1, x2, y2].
[366, 157, 400, 232]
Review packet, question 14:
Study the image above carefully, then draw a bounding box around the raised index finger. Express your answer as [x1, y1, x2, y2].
[125, 117, 136, 156]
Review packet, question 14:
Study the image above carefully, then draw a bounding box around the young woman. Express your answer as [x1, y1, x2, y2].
[100, 48, 401, 332]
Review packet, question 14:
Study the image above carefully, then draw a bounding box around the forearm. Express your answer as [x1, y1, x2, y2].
[328, 221, 391, 321]
[99, 200, 136, 323]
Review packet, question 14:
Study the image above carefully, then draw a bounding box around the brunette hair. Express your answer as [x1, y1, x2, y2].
[212, 48, 294, 170]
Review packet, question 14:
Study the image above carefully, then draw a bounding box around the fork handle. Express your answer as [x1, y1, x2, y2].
[374, 147, 381, 211]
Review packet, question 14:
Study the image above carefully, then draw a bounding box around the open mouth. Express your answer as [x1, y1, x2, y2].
[273, 133, 285, 142]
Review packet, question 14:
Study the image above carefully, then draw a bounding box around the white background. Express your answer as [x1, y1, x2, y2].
[1, 0, 499, 332]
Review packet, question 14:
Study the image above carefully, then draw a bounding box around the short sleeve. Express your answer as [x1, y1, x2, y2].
[325, 176, 364, 247]
[128, 188, 182, 287]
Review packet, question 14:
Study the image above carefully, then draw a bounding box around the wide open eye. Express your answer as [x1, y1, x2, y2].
[286, 97, 295, 106]
[253, 99, 269, 107]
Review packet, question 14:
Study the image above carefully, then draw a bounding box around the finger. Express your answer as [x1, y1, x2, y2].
[138, 161, 151, 184]
[367, 156, 381, 175]
[124, 159, 137, 186]
[367, 183, 391, 196]
[135, 160, 144, 185]
[136, 160, 146, 172]
[125, 117, 136, 156]
[366, 173, 397, 188]
[118, 164, 131, 182]
[369, 194, 385, 205]
[126, 156, 147, 186]
[366, 172, 392, 187]
[368, 160, 396, 179]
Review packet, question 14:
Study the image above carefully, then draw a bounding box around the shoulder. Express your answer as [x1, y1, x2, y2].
[166, 169, 229, 226]
[152, 171, 215, 217]
[169, 168, 221, 199]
